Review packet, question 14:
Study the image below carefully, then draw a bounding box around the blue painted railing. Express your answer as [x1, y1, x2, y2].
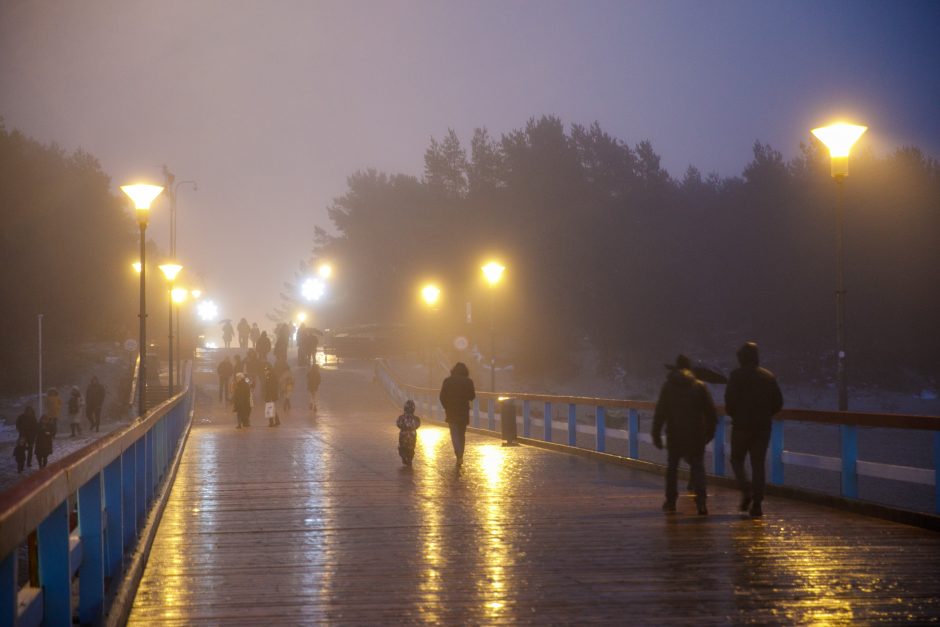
[0, 364, 194, 627]
[375, 359, 940, 513]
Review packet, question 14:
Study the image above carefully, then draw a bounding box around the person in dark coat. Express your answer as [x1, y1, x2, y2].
[15, 405, 38, 468]
[396, 400, 421, 467]
[85, 376, 106, 433]
[257, 331, 272, 361]
[296, 322, 308, 366]
[217, 356, 234, 403]
[439, 362, 476, 469]
[35, 415, 55, 468]
[263, 364, 281, 427]
[725, 341, 784, 518]
[222, 320, 235, 348]
[237, 318, 251, 348]
[652, 355, 717, 515]
[233, 372, 252, 428]
[13, 436, 28, 473]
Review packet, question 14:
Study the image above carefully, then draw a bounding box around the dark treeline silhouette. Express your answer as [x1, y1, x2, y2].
[307, 116, 940, 389]
[0, 122, 169, 392]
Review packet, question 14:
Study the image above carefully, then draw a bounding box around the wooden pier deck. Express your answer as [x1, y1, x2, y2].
[127, 354, 940, 624]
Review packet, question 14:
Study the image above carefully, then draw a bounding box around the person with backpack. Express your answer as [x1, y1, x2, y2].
[68, 386, 84, 437]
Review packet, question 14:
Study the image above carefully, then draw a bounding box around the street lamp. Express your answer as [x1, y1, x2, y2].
[482, 261, 506, 392]
[318, 263, 333, 280]
[811, 122, 867, 411]
[159, 263, 183, 395]
[122, 183, 164, 417]
[162, 166, 196, 259]
[172, 287, 188, 388]
[421, 283, 442, 389]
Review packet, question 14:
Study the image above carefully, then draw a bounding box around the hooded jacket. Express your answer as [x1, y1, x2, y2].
[439, 363, 476, 425]
[652, 368, 717, 454]
[724, 345, 783, 431]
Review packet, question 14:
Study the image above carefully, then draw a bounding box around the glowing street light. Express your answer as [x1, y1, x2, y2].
[197, 300, 218, 322]
[190, 289, 202, 300]
[296, 312, 308, 324]
[421, 284, 441, 308]
[132, 262, 142, 274]
[318, 263, 333, 279]
[811, 122, 867, 411]
[301, 277, 326, 301]
[159, 263, 183, 396]
[122, 183, 164, 417]
[482, 261, 506, 391]
[421, 283, 442, 389]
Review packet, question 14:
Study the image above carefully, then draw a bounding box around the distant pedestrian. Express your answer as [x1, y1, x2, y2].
[222, 320, 235, 348]
[45, 388, 61, 437]
[652, 355, 717, 515]
[278, 360, 294, 414]
[274, 324, 289, 364]
[13, 437, 28, 473]
[725, 341, 784, 518]
[232, 354, 244, 375]
[35, 415, 55, 468]
[306, 331, 319, 366]
[233, 372, 252, 428]
[249, 322, 261, 348]
[237, 318, 250, 348]
[296, 323, 308, 366]
[85, 376, 106, 432]
[257, 331, 272, 361]
[15, 406, 38, 467]
[263, 364, 281, 427]
[439, 362, 476, 469]
[245, 349, 264, 407]
[396, 400, 421, 467]
[217, 356, 234, 403]
[307, 363, 322, 411]
[68, 386, 84, 437]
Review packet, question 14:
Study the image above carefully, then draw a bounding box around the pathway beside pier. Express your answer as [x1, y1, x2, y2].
[128, 352, 940, 624]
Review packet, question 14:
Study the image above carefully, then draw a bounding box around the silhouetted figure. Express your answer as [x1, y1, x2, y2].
[233, 372, 252, 428]
[257, 330, 272, 361]
[274, 324, 288, 364]
[217, 356, 234, 403]
[725, 341, 784, 518]
[276, 358, 293, 414]
[13, 436, 28, 473]
[439, 362, 476, 469]
[237, 318, 250, 348]
[232, 354, 244, 375]
[249, 322, 261, 348]
[263, 364, 281, 427]
[16, 406, 38, 467]
[296, 323, 308, 365]
[45, 388, 61, 437]
[68, 386, 84, 437]
[35, 415, 54, 468]
[396, 399, 421, 467]
[652, 355, 717, 515]
[307, 362, 321, 411]
[85, 376, 106, 433]
[222, 320, 235, 348]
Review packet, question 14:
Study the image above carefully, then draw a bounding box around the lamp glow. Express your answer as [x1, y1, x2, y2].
[159, 263, 183, 281]
[811, 123, 867, 178]
[482, 262, 506, 286]
[132, 262, 142, 273]
[171, 287, 188, 304]
[190, 289, 202, 299]
[301, 277, 326, 301]
[121, 184, 164, 210]
[197, 300, 218, 321]
[318, 263, 333, 279]
[296, 312, 308, 323]
[421, 284, 441, 307]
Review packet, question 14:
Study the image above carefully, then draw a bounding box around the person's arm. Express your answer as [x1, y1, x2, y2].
[770, 377, 784, 416]
[651, 386, 667, 449]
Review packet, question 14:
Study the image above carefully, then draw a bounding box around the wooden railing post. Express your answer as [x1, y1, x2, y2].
[488, 398, 496, 431]
[770, 419, 784, 485]
[523, 400, 531, 438]
[78, 473, 105, 625]
[567, 404, 577, 446]
[104, 456, 123, 579]
[840, 424, 858, 499]
[472, 398, 480, 428]
[595, 406, 606, 453]
[37, 501, 71, 621]
[1, 552, 15, 627]
[121, 446, 136, 549]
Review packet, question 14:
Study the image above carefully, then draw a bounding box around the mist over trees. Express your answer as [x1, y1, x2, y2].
[307, 116, 940, 389]
[0, 122, 149, 392]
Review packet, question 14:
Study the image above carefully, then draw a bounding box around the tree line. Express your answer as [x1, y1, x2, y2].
[304, 116, 940, 389]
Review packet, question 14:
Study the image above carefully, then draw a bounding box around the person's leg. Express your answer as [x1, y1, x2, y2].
[688, 452, 707, 514]
[730, 427, 752, 510]
[749, 429, 772, 515]
[664, 448, 680, 510]
[449, 422, 466, 462]
[26, 437, 34, 467]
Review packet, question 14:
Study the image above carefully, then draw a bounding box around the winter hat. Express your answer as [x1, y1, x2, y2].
[736, 342, 760, 367]
[665, 354, 693, 371]
[404, 400, 416, 413]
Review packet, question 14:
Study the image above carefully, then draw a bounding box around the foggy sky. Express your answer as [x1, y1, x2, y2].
[2, 0, 938, 334]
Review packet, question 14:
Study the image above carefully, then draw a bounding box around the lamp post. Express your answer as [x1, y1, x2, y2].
[172, 287, 188, 388]
[122, 183, 164, 417]
[421, 284, 441, 389]
[482, 261, 506, 392]
[811, 122, 867, 411]
[162, 166, 196, 259]
[159, 263, 183, 396]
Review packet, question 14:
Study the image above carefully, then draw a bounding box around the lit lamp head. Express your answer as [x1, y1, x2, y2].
[159, 263, 183, 282]
[811, 123, 867, 179]
[121, 184, 164, 225]
[318, 263, 333, 280]
[421, 284, 441, 307]
[482, 261, 506, 286]
[190, 289, 202, 300]
[296, 312, 308, 323]
[132, 262, 142, 274]
[171, 287, 188, 304]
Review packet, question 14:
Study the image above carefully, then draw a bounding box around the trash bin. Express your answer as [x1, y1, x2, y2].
[499, 396, 519, 446]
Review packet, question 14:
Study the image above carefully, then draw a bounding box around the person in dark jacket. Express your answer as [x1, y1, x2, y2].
[13, 436, 28, 473]
[725, 341, 784, 518]
[652, 355, 717, 515]
[35, 415, 55, 468]
[15, 405, 38, 468]
[263, 364, 281, 427]
[233, 372, 252, 428]
[439, 362, 476, 469]
[257, 331, 272, 361]
[237, 318, 251, 348]
[217, 356, 234, 403]
[85, 376, 106, 433]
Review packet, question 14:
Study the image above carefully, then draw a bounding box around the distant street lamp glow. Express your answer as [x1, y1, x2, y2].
[296, 312, 308, 323]
[121, 183, 164, 212]
[159, 263, 183, 282]
[132, 262, 142, 273]
[197, 300, 219, 322]
[318, 263, 333, 279]
[482, 261, 506, 286]
[190, 289, 202, 299]
[421, 284, 441, 307]
[301, 277, 326, 301]
[811, 123, 867, 178]
[171, 287, 188, 303]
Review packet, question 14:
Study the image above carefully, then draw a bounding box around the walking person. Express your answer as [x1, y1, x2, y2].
[652, 355, 717, 515]
[725, 341, 784, 518]
[217, 356, 234, 404]
[257, 330, 272, 362]
[439, 362, 476, 470]
[222, 320, 235, 348]
[233, 372, 252, 428]
[15, 406, 38, 468]
[35, 414, 55, 468]
[396, 400, 422, 467]
[277, 359, 294, 415]
[85, 376, 105, 433]
[13, 437, 28, 473]
[68, 386, 84, 437]
[45, 388, 61, 438]
[249, 322, 261, 349]
[263, 364, 281, 427]
[237, 318, 250, 349]
[307, 362, 321, 412]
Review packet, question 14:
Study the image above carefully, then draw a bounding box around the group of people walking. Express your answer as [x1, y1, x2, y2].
[13, 377, 106, 472]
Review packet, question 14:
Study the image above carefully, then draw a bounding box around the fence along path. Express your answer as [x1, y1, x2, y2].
[128, 354, 940, 624]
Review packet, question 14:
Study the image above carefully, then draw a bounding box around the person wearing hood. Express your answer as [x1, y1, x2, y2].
[257, 330, 272, 361]
[16, 405, 38, 468]
[237, 318, 251, 348]
[439, 362, 476, 469]
[725, 341, 783, 518]
[233, 372, 252, 428]
[652, 355, 717, 515]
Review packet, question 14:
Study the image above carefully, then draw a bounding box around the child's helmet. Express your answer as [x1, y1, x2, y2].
[404, 400, 416, 413]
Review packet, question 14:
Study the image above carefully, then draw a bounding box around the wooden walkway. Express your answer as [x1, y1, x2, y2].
[128, 352, 940, 624]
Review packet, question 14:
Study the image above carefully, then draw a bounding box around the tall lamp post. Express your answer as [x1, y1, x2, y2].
[162, 166, 197, 258]
[172, 287, 189, 388]
[811, 122, 867, 411]
[122, 183, 164, 417]
[421, 284, 442, 389]
[159, 263, 183, 396]
[482, 261, 506, 392]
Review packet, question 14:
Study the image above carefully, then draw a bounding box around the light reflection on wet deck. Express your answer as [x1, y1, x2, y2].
[128, 356, 940, 624]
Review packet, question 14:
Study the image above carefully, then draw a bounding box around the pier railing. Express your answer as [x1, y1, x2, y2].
[0, 363, 194, 627]
[375, 359, 940, 514]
